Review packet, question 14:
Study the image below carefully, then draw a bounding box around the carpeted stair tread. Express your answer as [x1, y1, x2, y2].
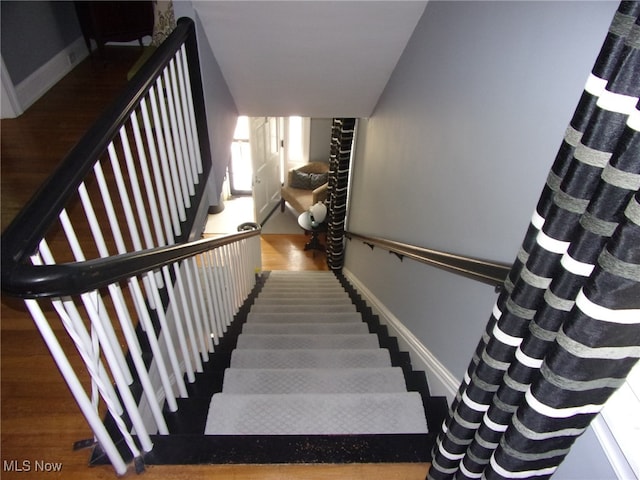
[242, 322, 369, 335]
[262, 280, 343, 285]
[246, 312, 363, 323]
[265, 278, 339, 285]
[260, 282, 346, 290]
[205, 392, 428, 435]
[268, 271, 336, 277]
[230, 349, 392, 369]
[250, 304, 357, 313]
[255, 291, 350, 300]
[257, 288, 348, 296]
[252, 297, 354, 306]
[201, 270, 433, 452]
[221, 367, 408, 394]
[235, 333, 380, 350]
[268, 272, 337, 279]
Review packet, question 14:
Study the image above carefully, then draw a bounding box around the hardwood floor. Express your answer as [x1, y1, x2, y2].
[260, 233, 329, 271]
[1, 48, 426, 479]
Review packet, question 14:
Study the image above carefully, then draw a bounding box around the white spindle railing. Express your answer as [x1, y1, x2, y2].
[2, 20, 262, 476]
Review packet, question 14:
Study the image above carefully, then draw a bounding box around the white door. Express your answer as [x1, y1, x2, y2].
[250, 117, 282, 224]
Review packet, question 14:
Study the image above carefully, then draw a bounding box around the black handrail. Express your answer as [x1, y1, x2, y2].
[2, 227, 261, 299]
[0, 17, 227, 300]
[345, 231, 511, 287]
[2, 18, 206, 262]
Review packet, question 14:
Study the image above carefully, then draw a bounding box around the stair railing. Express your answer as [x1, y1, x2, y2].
[1, 18, 261, 475]
[345, 231, 510, 287]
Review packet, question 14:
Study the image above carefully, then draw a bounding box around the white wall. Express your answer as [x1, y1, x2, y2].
[344, 2, 619, 478]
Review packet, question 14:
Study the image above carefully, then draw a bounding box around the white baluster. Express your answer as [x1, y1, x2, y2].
[80, 289, 154, 452]
[32, 245, 122, 417]
[128, 276, 178, 412]
[155, 75, 187, 223]
[168, 57, 194, 195]
[58, 210, 132, 384]
[200, 252, 221, 344]
[173, 262, 205, 368]
[119, 124, 164, 288]
[146, 86, 182, 236]
[24, 299, 129, 476]
[144, 270, 188, 398]
[179, 45, 203, 174]
[130, 110, 166, 247]
[176, 48, 199, 182]
[208, 250, 226, 338]
[93, 159, 153, 309]
[161, 70, 190, 210]
[183, 259, 214, 353]
[161, 265, 195, 383]
[189, 256, 210, 347]
[216, 247, 234, 327]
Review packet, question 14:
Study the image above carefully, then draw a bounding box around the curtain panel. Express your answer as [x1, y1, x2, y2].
[327, 118, 356, 270]
[429, 2, 640, 479]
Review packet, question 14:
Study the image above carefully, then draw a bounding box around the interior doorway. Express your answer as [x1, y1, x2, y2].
[229, 116, 312, 223]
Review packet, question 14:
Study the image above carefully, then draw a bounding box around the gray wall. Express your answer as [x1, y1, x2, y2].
[309, 118, 332, 163]
[1, 1, 81, 85]
[344, 2, 618, 478]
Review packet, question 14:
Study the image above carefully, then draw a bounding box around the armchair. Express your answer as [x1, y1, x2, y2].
[280, 162, 330, 214]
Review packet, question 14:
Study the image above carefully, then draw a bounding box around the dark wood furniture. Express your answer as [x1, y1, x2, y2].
[74, 1, 154, 59]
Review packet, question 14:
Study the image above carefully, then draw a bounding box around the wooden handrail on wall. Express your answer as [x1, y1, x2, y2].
[345, 231, 511, 288]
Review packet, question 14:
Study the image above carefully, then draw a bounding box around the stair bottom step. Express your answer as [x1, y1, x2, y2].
[205, 393, 428, 435]
[91, 433, 433, 466]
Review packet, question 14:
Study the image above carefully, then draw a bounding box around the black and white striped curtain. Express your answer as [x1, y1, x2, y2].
[429, 3, 640, 479]
[327, 118, 356, 270]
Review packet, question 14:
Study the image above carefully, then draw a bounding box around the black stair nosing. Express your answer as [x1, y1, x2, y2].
[336, 272, 440, 415]
[423, 395, 449, 434]
[90, 433, 436, 466]
[163, 396, 213, 434]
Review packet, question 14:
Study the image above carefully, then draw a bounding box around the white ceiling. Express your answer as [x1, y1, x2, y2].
[192, 1, 427, 118]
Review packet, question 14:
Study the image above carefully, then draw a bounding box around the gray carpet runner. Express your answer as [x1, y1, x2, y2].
[205, 271, 429, 436]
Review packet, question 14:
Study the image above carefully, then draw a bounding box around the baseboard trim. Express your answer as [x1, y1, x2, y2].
[591, 415, 635, 480]
[343, 268, 459, 402]
[15, 36, 89, 112]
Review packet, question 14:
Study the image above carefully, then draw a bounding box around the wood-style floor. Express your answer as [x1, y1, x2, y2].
[1, 47, 425, 479]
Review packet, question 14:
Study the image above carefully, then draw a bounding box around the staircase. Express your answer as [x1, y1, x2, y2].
[205, 270, 429, 436]
[91, 270, 446, 475]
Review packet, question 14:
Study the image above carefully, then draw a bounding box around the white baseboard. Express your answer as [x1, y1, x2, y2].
[15, 36, 89, 112]
[343, 268, 459, 402]
[592, 415, 636, 480]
